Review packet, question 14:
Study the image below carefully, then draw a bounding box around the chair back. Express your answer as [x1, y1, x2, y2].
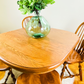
[75, 22, 84, 52]
[22, 16, 33, 29]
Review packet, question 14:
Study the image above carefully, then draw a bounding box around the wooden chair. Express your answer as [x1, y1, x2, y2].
[16, 70, 62, 84]
[0, 60, 16, 83]
[60, 22, 84, 81]
[22, 16, 33, 29]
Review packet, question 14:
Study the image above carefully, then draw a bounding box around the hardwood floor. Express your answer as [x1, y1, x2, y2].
[68, 62, 84, 84]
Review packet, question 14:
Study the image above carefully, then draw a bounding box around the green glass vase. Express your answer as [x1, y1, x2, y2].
[25, 13, 50, 38]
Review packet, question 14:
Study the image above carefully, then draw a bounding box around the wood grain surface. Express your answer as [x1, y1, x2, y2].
[16, 70, 62, 84]
[0, 28, 79, 74]
[66, 50, 82, 63]
[0, 60, 9, 70]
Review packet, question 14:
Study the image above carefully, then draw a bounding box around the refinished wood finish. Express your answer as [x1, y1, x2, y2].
[0, 28, 79, 74]
[66, 50, 82, 63]
[16, 70, 62, 84]
[0, 60, 9, 70]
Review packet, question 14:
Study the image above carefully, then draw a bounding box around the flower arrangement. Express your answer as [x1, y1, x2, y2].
[17, 0, 55, 38]
[17, 0, 55, 15]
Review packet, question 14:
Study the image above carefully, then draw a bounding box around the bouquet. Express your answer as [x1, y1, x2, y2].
[17, 0, 55, 15]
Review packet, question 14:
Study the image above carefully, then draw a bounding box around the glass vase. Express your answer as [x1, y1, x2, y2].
[25, 11, 50, 38]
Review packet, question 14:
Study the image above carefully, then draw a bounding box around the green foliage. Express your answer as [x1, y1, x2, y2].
[17, 0, 55, 15]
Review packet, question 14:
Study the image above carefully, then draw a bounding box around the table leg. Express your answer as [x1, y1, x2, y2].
[16, 70, 62, 84]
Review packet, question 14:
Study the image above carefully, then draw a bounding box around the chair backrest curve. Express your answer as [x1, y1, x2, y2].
[75, 22, 84, 52]
[22, 16, 33, 29]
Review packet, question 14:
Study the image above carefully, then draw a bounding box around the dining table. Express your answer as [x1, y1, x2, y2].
[0, 28, 79, 83]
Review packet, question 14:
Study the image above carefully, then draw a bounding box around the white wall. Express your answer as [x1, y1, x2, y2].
[0, 0, 84, 33]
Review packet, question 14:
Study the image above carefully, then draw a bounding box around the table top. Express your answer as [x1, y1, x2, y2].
[0, 28, 79, 74]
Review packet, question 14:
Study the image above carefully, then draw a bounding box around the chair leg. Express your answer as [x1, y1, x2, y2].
[9, 69, 16, 84]
[65, 66, 72, 76]
[4, 70, 11, 84]
[61, 62, 82, 80]
[79, 62, 82, 81]
[60, 62, 66, 80]
[4, 68, 16, 84]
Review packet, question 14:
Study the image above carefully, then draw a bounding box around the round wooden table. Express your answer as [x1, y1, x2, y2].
[0, 28, 79, 74]
[0, 28, 79, 83]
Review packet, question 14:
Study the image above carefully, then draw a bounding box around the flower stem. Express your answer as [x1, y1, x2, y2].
[35, 10, 42, 28]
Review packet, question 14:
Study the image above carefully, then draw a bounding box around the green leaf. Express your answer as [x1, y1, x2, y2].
[50, 0, 55, 4]
[35, 6, 41, 10]
[17, 0, 55, 15]
[43, 0, 55, 4]
[19, 6, 31, 15]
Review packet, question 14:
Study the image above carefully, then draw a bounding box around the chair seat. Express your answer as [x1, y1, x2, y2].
[16, 70, 62, 84]
[0, 60, 9, 70]
[65, 50, 82, 64]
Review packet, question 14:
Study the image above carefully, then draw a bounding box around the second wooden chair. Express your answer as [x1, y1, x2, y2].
[60, 22, 84, 81]
[0, 60, 16, 83]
